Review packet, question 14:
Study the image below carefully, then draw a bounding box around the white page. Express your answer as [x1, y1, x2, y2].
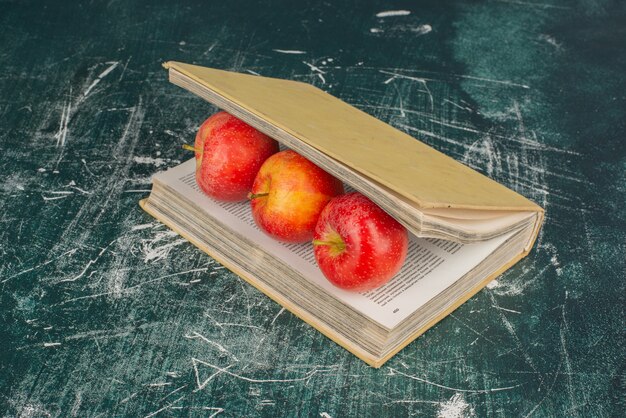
[424, 211, 535, 233]
[154, 160, 513, 329]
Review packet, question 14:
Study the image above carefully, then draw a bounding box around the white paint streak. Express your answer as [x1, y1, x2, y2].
[3, 248, 78, 283]
[378, 68, 530, 89]
[140, 229, 186, 263]
[376, 10, 411, 17]
[411, 24, 432, 35]
[491, 305, 521, 314]
[70, 391, 82, 417]
[192, 360, 233, 391]
[449, 314, 499, 346]
[58, 238, 117, 283]
[493, 0, 571, 10]
[43, 194, 72, 201]
[191, 358, 334, 386]
[387, 368, 523, 393]
[207, 407, 225, 417]
[82, 61, 119, 99]
[272, 49, 306, 54]
[67, 185, 92, 195]
[185, 331, 239, 361]
[378, 70, 433, 110]
[443, 98, 473, 112]
[437, 393, 475, 418]
[560, 299, 579, 417]
[146, 382, 172, 387]
[55, 88, 72, 148]
[302, 61, 326, 84]
[13, 403, 52, 418]
[143, 395, 185, 418]
[81, 158, 95, 176]
[133, 156, 168, 167]
[132, 222, 157, 231]
[543, 243, 563, 276]
[539, 34, 562, 49]
[486, 279, 499, 289]
[57, 268, 208, 306]
[270, 307, 285, 325]
[463, 136, 499, 176]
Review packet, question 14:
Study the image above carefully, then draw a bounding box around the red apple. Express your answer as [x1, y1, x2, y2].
[184, 111, 279, 201]
[248, 150, 344, 243]
[313, 192, 408, 291]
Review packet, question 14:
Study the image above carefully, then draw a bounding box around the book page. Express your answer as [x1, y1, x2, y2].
[424, 211, 535, 233]
[154, 160, 513, 329]
[420, 207, 530, 220]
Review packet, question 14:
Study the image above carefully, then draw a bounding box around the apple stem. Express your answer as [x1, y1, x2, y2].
[312, 240, 330, 246]
[247, 192, 269, 200]
[312, 239, 346, 252]
[182, 143, 198, 153]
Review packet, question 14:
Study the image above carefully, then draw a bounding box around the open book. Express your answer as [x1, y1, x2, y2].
[141, 62, 544, 367]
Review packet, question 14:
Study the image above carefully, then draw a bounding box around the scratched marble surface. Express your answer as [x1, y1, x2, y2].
[1, 0, 624, 416]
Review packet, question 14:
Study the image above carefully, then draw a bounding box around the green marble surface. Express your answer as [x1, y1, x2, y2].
[1, 0, 624, 416]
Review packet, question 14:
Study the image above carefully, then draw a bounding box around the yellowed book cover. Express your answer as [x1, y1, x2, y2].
[163, 61, 542, 212]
